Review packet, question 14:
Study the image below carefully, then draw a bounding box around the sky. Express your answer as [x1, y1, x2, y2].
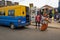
[8, 0, 59, 8]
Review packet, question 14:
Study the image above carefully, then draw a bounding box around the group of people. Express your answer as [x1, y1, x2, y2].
[35, 13, 48, 30]
[54, 12, 60, 23]
[35, 11, 60, 30]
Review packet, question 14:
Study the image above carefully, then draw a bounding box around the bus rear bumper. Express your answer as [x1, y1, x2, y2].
[14, 23, 26, 27]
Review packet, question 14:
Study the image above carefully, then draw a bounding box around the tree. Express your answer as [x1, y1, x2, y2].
[58, 7, 60, 13]
[2, 0, 5, 1]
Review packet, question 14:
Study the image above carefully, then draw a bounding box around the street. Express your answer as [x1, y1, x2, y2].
[0, 26, 60, 40]
[0, 0, 60, 40]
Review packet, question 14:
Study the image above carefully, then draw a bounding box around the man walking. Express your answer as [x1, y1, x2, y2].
[35, 14, 41, 29]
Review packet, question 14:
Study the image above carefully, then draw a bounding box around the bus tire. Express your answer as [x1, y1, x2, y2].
[10, 24, 15, 29]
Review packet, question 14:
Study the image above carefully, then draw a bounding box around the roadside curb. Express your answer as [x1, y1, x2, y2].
[48, 26, 60, 29]
[30, 24, 60, 29]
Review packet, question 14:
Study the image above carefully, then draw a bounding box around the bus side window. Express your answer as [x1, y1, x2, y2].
[0, 11, 5, 16]
[8, 10, 15, 16]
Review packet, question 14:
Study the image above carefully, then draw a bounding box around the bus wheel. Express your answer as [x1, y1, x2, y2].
[10, 24, 15, 29]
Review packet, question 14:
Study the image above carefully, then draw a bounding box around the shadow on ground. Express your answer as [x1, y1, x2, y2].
[0, 25, 28, 30]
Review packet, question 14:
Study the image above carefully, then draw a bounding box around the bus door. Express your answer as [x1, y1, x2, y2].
[26, 7, 30, 25]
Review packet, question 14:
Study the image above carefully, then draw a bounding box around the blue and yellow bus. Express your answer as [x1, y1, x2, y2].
[0, 5, 30, 29]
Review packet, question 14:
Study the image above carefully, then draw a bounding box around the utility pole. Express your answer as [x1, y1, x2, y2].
[4, 0, 7, 6]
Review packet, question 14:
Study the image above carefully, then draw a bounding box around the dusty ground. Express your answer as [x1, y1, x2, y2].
[0, 26, 60, 40]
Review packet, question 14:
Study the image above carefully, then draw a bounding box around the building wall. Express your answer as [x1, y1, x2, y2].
[6, 1, 12, 6]
[0, 1, 5, 7]
[0, 1, 19, 7]
[14, 2, 19, 5]
[0, 0, 2, 1]
[30, 7, 37, 22]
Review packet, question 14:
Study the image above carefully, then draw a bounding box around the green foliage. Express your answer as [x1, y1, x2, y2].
[58, 7, 60, 13]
